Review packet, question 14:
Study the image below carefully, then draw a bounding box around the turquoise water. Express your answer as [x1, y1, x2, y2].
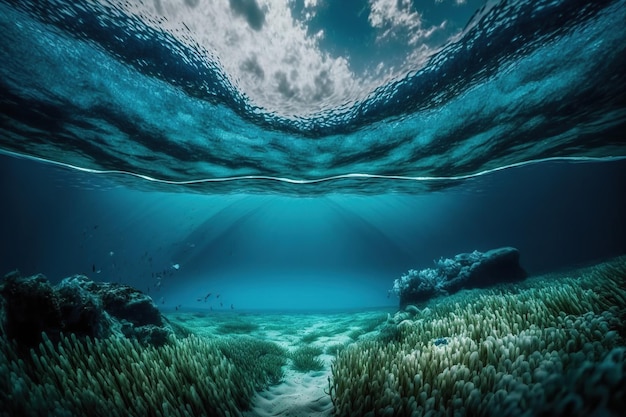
[1, 1, 626, 415]
[1, 0, 624, 194]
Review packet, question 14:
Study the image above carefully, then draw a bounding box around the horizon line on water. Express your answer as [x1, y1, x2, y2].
[2, 149, 625, 187]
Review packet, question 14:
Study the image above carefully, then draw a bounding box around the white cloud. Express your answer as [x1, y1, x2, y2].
[368, 0, 447, 45]
[303, 0, 320, 8]
[105, 0, 454, 117]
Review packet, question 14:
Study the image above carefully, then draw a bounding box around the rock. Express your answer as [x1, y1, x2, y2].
[392, 247, 526, 309]
[0, 272, 174, 350]
[0, 272, 63, 349]
[56, 275, 111, 339]
[94, 282, 164, 327]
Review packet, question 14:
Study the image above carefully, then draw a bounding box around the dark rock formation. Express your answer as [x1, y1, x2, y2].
[392, 247, 526, 309]
[0, 272, 174, 349]
[0, 271, 63, 348]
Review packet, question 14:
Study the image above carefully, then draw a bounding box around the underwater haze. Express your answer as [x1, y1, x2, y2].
[0, 0, 625, 310]
[1, 153, 625, 310]
[2, 0, 626, 416]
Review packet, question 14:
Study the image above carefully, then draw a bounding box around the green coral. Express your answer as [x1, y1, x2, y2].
[291, 345, 324, 372]
[330, 256, 626, 417]
[217, 336, 287, 386]
[0, 331, 286, 416]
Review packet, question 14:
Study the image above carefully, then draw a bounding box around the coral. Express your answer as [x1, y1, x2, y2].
[331, 256, 626, 416]
[291, 345, 325, 373]
[0, 272, 63, 349]
[217, 336, 287, 387]
[392, 247, 526, 308]
[0, 273, 175, 349]
[0, 332, 287, 417]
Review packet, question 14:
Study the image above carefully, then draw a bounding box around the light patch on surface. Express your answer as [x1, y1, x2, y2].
[368, 0, 448, 45]
[102, 0, 457, 116]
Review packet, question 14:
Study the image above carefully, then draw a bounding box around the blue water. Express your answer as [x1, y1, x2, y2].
[1, 0, 625, 311]
[1, 0, 625, 195]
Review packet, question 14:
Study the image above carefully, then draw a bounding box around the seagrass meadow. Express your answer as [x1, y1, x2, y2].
[1, 256, 625, 417]
[0, 332, 287, 417]
[330, 256, 626, 416]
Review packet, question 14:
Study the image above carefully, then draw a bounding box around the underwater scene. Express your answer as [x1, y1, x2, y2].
[1, 0, 626, 416]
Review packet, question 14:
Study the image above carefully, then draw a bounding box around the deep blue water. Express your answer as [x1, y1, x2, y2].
[1, 0, 625, 309]
[1, 153, 624, 310]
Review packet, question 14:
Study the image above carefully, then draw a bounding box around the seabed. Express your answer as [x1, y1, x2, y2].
[1, 257, 625, 417]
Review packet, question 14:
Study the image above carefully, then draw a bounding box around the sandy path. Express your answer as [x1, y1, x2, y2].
[244, 368, 333, 417]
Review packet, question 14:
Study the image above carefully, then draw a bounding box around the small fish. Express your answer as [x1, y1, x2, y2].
[216, 294, 220, 299]
[204, 292, 212, 301]
[159, 297, 165, 304]
[230, 304, 234, 310]
[172, 263, 180, 270]
[109, 251, 114, 256]
[92, 264, 96, 273]
[220, 302, 223, 307]
[197, 298, 203, 302]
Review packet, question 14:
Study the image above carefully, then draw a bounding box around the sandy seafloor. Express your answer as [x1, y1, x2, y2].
[164, 309, 391, 417]
[160, 257, 626, 417]
[2, 258, 624, 417]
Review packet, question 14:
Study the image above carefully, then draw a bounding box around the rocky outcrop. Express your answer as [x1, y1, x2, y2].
[392, 247, 527, 309]
[0, 272, 174, 349]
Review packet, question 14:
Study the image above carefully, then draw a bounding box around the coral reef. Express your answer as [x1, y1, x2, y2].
[0, 273, 175, 349]
[391, 247, 526, 308]
[0, 271, 289, 416]
[332, 256, 626, 416]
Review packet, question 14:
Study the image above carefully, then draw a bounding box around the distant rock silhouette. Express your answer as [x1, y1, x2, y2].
[0, 272, 174, 350]
[392, 247, 526, 309]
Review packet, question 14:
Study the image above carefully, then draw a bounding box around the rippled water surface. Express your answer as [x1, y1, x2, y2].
[1, 0, 625, 194]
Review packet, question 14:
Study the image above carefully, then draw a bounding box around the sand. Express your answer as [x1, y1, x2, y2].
[244, 368, 333, 417]
[166, 309, 391, 416]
